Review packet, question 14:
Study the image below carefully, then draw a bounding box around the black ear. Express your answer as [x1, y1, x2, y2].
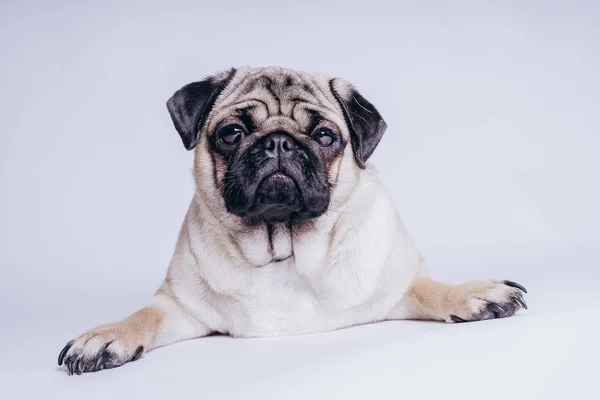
[329, 79, 387, 168]
[167, 68, 237, 150]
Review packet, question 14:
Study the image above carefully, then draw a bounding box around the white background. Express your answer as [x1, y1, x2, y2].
[1, 0, 598, 399]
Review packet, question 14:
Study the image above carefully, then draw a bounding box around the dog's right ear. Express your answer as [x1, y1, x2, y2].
[167, 68, 237, 150]
[329, 79, 387, 169]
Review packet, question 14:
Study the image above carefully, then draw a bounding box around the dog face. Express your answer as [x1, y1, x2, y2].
[167, 67, 386, 227]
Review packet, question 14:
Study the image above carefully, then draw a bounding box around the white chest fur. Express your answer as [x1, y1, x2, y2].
[166, 174, 420, 337]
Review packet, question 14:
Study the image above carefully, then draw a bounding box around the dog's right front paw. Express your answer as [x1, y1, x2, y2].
[58, 323, 145, 375]
[445, 279, 528, 323]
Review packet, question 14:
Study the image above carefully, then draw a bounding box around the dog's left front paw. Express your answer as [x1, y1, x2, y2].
[58, 323, 146, 375]
[446, 280, 528, 323]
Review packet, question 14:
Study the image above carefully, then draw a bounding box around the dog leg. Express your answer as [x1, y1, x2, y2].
[57, 282, 210, 375]
[391, 276, 528, 323]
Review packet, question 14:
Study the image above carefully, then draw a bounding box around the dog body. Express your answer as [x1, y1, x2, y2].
[58, 67, 527, 374]
[158, 67, 419, 339]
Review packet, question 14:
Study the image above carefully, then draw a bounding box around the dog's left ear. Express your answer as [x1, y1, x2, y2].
[330, 79, 387, 168]
[167, 68, 237, 150]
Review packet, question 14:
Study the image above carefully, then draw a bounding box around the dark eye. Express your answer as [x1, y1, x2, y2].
[217, 124, 246, 147]
[313, 128, 335, 147]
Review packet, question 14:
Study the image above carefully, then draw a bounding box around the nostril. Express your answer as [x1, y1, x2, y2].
[281, 139, 292, 152]
[262, 133, 294, 155]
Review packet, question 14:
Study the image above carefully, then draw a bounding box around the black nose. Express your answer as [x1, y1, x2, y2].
[263, 133, 295, 157]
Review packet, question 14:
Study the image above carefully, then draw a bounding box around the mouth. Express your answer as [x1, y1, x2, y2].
[244, 172, 304, 222]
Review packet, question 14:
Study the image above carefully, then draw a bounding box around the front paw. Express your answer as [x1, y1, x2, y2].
[58, 323, 145, 375]
[447, 280, 528, 323]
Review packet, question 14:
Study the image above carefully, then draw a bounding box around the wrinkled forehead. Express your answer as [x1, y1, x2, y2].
[208, 68, 346, 135]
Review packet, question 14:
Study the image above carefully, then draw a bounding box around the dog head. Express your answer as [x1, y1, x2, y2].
[167, 67, 386, 226]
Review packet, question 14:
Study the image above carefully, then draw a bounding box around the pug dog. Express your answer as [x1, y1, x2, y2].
[58, 67, 527, 375]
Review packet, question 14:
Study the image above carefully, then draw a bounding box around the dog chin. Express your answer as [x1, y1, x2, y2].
[248, 173, 304, 223]
[228, 172, 329, 224]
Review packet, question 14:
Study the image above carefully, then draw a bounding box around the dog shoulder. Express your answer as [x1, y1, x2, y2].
[328, 169, 399, 262]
